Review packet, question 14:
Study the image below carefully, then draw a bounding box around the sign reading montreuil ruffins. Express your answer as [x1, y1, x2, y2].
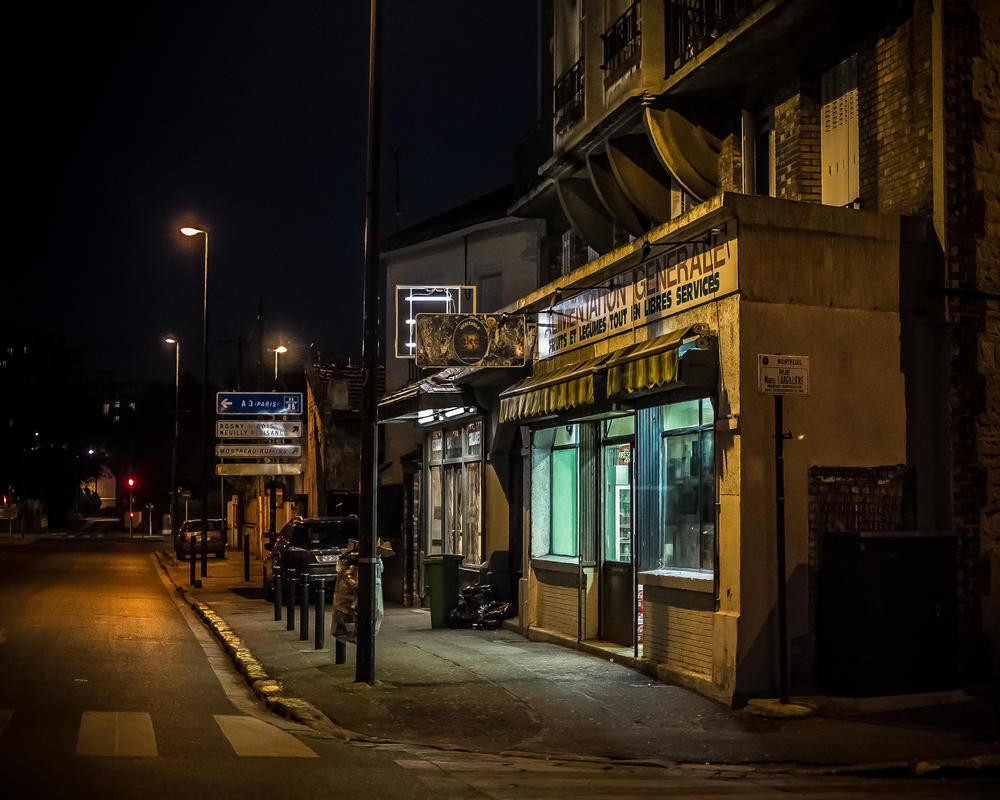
[216, 420, 302, 439]
[216, 392, 303, 416]
[537, 238, 738, 359]
[215, 444, 302, 459]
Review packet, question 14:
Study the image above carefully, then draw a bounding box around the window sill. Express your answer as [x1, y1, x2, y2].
[639, 569, 714, 593]
[530, 556, 579, 575]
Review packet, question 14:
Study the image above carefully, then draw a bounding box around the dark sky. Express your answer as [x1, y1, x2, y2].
[9, 1, 539, 384]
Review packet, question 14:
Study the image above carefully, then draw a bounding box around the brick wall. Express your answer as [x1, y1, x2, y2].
[773, 84, 822, 203]
[947, 0, 998, 674]
[534, 568, 580, 637]
[643, 585, 714, 677]
[858, 0, 934, 215]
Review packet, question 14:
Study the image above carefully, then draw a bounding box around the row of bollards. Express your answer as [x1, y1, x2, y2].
[271, 565, 346, 663]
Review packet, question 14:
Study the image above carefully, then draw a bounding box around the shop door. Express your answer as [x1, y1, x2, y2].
[600, 440, 634, 647]
[443, 464, 464, 555]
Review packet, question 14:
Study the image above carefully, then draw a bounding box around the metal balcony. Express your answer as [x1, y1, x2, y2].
[602, 1, 642, 87]
[553, 59, 584, 134]
[667, 0, 757, 75]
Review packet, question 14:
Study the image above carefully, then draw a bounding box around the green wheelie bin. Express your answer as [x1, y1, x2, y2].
[423, 553, 464, 628]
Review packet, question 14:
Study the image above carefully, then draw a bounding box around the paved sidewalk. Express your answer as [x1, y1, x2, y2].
[154, 547, 1000, 775]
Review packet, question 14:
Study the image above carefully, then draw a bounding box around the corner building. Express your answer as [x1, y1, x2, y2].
[489, 0, 1000, 703]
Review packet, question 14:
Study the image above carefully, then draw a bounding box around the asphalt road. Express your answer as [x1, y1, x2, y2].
[0, 538, 996, 799]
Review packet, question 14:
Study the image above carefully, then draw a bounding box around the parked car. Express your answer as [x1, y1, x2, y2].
[175, 518, 226, 560]
[263, 516, 357, 601]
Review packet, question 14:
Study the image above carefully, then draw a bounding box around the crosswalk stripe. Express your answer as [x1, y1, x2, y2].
[0, 709, 12, 737]
[213, 714, 318, 758]
[76, 711, 158, 756]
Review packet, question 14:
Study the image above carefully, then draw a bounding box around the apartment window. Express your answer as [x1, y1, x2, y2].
[602, 1, 641, 87]
[531, 424, 580, 558]
[821, 54, 859, 206]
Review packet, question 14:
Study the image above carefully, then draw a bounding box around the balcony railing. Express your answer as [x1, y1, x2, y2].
[553, 58, 584, 134]
[667, 0, 756, 75]
[602, 1, 642, 87]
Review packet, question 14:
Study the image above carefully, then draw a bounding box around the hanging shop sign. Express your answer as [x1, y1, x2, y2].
[537, 238, 738, 359]
[415, 313, 527, 368]
[757, 354, 810, 396]
[214, 444, 302, 459]
[216, 420, 302, 439]
[395, 285, 476, 359]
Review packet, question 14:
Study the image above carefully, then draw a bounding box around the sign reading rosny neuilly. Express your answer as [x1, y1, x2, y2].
[215, 392, 304, 477]
[537, 238, 737, 358]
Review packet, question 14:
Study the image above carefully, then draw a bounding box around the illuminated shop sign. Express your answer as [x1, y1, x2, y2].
[537, 238, 738, 359]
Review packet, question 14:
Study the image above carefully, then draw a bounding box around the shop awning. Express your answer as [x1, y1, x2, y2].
[605, 326, 708, 398]
[377, 367, 477, 422]
[499, 354, 609, 423]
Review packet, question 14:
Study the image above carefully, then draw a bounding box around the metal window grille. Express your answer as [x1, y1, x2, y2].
[667, 0, 755, 75]
[602, 1, 642, 87]
[553, 58, 585, 134]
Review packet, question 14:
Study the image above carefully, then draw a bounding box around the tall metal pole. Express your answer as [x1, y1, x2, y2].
[774, 395, 789, 704]
[170, 340, 180, 537]
[200, 231, 210, 577]
[356, 0, 383, 684]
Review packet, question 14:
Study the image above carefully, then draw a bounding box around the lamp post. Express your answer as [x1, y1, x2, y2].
[273, 345, 287, 387]
[181, 226, 210, 578]
[164, 337, 180, 538]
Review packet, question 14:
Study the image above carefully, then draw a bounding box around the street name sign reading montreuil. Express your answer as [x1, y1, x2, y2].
[216, 420, 302, 439]
[756, 354, 810, 396]
[216, 392, 303, 416]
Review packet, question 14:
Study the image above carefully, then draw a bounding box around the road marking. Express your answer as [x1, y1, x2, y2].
[0, 709, 12, 737]
[214, 715, 317, 757]
[76, 711, 158, 756]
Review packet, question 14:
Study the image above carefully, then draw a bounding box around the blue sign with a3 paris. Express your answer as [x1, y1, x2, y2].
[216, 392, 303, 416]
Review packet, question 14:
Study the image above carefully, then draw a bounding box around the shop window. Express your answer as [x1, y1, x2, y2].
[424, 419, 484, 565]
[531, 424, 579, 558]
[637, 399, 714, 574]
[660, 398, 714, 571]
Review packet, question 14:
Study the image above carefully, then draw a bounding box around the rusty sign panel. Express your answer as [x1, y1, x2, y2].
[415, 313, 527, 368]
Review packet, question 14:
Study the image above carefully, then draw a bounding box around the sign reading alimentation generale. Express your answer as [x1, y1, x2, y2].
[537, 238, 738, 359]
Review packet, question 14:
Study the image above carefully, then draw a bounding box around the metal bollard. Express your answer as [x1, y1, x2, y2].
[243, 532, 250, 582]
[314, 578, 325, 650]
[189, 534, 197, 586]
[273, 564, 282, 621]
[335, 639, 346, 664]
[285, 572, 296, 631]
[201, 528, 208, 578]
[299, 574, 310, 641]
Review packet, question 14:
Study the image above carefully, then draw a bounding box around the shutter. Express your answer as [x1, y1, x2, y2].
[821, 54, 859, 206]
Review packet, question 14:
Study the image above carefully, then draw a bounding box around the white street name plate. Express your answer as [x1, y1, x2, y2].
[215, 444, 302, 458]
[216, 420, 302, 439]
[757, 354, 810, 396]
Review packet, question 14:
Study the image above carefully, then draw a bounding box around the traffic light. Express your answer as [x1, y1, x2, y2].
[128, 477, 135, 489]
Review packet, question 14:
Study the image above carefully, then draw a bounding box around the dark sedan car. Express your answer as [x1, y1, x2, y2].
[263, 516, 357, 600]
[175, 518, 226, 560]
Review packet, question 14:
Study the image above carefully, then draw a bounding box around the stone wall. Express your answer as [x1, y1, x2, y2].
[774, 84, 822, 204]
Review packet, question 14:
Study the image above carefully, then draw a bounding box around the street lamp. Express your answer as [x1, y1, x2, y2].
[164, 336, 180, 536]
[273, 345, 287, 385]
[181, 225, 210, 578]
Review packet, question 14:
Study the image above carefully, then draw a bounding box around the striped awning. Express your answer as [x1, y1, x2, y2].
[499, 354, 609, 423]
[605, 327, 697, 398]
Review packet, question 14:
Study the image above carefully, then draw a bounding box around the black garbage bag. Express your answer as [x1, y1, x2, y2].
[447, 584, 512, 630]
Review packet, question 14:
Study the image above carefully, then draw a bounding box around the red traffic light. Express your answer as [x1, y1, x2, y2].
[128, 477, 135, 488]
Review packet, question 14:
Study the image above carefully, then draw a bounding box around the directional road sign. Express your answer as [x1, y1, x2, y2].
[216, 392, 303, 416]
[216, 463, 303, 476]
[215, 444, 301, 459]
[216, 420, 302, 439]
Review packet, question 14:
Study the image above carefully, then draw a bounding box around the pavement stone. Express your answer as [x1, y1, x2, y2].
[153, 547, 1000, 776]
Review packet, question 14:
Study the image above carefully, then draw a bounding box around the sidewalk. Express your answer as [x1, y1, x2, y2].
[155, 547, 1000, 776]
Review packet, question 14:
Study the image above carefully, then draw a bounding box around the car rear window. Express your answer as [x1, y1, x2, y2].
[186, 520, 223, 532]
[290, 520, 356, 549]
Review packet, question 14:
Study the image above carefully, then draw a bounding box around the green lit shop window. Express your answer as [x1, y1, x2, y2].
[531, 424, 579, 559]
[641, 398, 715, 573]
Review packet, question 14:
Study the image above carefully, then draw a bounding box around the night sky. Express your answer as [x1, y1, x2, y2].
[9, 1, 539, 384]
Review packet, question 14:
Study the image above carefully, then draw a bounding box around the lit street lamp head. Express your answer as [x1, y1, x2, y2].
[180, 226, 206, 236]
[275, 345, 288, 354]
[164, 337, 177, 345]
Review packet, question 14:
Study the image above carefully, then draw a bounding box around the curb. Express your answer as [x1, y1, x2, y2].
[153, 549, 354, 740]
[152, 550, 1000, 778]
